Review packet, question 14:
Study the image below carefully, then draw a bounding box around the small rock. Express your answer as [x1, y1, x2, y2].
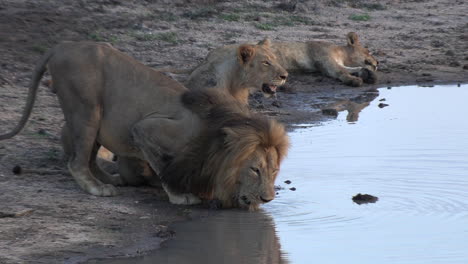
[445, 50, 455, 56]
[274, 185, 284, 191]
[379, 98, 386, 101]
[430, 40, 444, 48]
[254, 16, 265, 22]
[352, 193, 378, 205]
[276, 2, 296, 12]
[284, 180, 291, 184]
[421, 73, 432, 76]
[387, 86, 392, 89]
[449, 61, 461, 67]
[12, 165, 22, 175]
[289, 187, 296, 191]
[272, 100, 282, 108]
[37, 129, 47, 135]
[463, 64, 468, 70]
[378, 103, 389, 108]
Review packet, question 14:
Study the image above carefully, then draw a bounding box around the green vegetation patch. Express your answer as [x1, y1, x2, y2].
[88, 30, 118, 43]
[155, 32, 178, 44]
[219, 13, 241, 22]
[30, 44, 48, 54]
[348, 13, 371, 21]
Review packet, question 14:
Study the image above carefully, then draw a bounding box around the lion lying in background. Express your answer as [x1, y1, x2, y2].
[0, 42, 289, 209]
[194, 32, 378, 88]
[270, 32, 378, 86]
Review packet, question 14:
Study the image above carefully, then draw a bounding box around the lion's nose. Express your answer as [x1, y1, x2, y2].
[260, 196, 273, 203]
[279, 74, 288, 80]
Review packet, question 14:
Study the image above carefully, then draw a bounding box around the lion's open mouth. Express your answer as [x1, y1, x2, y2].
[262, 83, 277, 95]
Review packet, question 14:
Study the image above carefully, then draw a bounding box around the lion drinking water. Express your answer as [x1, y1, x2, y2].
[0, 42, 289, 209]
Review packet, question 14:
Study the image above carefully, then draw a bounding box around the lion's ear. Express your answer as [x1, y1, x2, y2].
[257, 37, 272, 47]
[237, 45, 256, 65]
[347, 32, 360, 46]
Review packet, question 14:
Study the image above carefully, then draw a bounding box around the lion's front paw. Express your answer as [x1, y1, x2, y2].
[345, 76, 363, 87]
[89, 184, 119, 197]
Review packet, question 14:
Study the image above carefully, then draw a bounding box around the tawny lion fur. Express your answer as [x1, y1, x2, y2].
[196, 32, 378, 87]
[0, 41, 289, 209]
[185, 38, 288, 105]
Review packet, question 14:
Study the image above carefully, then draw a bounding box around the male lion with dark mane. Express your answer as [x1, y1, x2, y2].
[0, 42, 289, 209]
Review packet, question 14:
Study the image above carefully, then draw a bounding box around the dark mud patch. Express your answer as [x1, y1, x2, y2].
[352, 193, 379, 205]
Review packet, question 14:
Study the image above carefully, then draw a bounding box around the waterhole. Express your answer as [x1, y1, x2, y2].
[92, 84, 468, 264]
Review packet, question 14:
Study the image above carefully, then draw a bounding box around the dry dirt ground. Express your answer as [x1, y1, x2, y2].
[0, 0, 467, 263]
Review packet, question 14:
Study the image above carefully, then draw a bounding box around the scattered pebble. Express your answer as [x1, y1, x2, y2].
[12, 165, 22, 175]
[254, 16, 265, 22]
[430, 40, 444, 47]
[274, 185, 284, 191]
[379, 98, 386, 101]
[463, 64, 468, 70]
[449, 61, 461, 67]
[387, 86, 392, 89]
[378, 103, 389, 108]
[352, 193, 379, 205]
[445, 50, 455, 56]
[284, 180, 291, 184]
[37, 129, 47, 135]
[289, 187, 296, 191]
[272, 100, 282, 108]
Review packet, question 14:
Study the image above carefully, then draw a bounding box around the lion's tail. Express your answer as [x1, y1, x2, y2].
[0, 48, 54, 140]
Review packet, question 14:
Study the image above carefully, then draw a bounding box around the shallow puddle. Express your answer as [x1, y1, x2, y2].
[92, 84, 468, 264]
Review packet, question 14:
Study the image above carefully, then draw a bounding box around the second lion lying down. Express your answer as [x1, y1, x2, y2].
[0, 42, 289, 210]
[188, 32, 378, 88]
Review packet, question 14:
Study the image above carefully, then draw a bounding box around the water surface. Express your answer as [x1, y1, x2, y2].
[93, 84, 468, 264]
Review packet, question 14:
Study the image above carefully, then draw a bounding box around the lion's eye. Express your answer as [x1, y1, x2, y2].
[262, 61, 271, 66]
[250, 167, 261, 176]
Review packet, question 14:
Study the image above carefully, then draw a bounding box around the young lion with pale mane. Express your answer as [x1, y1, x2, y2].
[0, 42, 289, 209]
[185, 38, 289, 105]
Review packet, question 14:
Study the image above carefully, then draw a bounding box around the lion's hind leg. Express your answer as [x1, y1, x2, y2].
[64, 108, 119, 197]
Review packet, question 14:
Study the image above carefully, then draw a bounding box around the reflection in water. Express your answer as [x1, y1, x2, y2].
[322, 89, 379, 122]
[93, 210, 288, 264]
